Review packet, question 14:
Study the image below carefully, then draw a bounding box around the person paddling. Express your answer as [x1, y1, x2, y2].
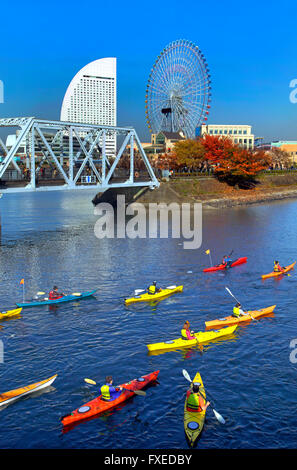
[100, 376, 123, 402]
[181, 321, 196, 340]
[273, 261, 285, 273]
[147, 281, 161, 295]
[222, 255, 232, 269]
[48, 286, 65, 300]
[186, 382, 210, 412]
[232, 302, 248, 318]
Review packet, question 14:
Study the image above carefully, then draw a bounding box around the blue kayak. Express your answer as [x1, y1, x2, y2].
[16, 290, 97, 308]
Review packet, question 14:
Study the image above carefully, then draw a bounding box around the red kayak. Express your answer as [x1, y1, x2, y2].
[203, 257, 247, 273]
[61, 370, 159, 430]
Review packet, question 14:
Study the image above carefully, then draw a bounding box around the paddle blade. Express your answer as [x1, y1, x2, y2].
[225, 287, 233, 296]
[84, 378, 96, 385]
[134, 389, 146, 396]
[36, 291, 45, 295]
[166, 285, 177, 289]
[135, 289, 145, 295]
[72, 293, 81, 296]
[182, 369, 192, 382]
[213, 408, 225, 424]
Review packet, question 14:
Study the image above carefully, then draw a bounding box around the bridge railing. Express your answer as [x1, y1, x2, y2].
[0, 117, 159, 193]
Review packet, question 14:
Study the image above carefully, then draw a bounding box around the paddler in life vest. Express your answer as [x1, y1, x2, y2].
[48, 286, 65, 300]
[147, 281, 161, 295]
[181, 321, 196, 340]
[186, 382, 210, 412]
[100, 376, 123, 402]
[274, 261, 285, 273]
[222, 255, 232, 268]
[232, 302, 245, 318]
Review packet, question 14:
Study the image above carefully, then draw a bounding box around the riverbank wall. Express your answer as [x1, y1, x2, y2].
[136, 172, 297, 208]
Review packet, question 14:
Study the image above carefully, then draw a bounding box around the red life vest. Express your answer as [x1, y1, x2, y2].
[49, 290, 63, 300]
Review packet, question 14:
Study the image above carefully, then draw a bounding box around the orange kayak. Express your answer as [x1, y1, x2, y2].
[205, 305, 276, 329]
[262, 262, 295, 279]
[0, 374, 57, 408]
[61, 370, 159, 431]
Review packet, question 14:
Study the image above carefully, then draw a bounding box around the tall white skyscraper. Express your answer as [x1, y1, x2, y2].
[60, 58, 117, 157]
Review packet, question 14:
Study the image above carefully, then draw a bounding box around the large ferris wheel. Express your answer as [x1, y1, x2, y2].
[145, 39, 211, 139]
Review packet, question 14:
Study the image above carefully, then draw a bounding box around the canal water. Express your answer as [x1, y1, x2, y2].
[0, 191, 297, 449]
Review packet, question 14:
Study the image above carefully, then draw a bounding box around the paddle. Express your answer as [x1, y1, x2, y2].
[84, 378, 146, 396]
[36, 291, 82, 298]
[225, 286, 257, 321]
[134, 285, 176, 296]
[182, 369, 225, 424]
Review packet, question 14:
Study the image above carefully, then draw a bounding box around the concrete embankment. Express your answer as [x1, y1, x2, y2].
[136, 173, 297, 208]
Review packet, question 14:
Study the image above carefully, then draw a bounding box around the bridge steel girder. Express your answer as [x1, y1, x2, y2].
[0, 117, 160, 193]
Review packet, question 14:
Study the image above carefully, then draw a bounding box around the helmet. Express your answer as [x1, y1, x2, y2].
[153, 281, 157, 285]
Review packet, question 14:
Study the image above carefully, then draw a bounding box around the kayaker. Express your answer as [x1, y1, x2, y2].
[100, 376, 123, 402]
[48, 286, 65, 300]
[222, 255, 232, 268]
[232, 302, 245, 318]
[147, 281, 161, 295]
[181, 321, 196, 340]
[186, 382, 210, 412]
[274, 261, 285, 273]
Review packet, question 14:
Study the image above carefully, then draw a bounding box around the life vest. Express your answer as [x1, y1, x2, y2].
[49, 290, 63, 300]
[186, 390, 203, 412]
[274, 264, 282, 272]
[181, 329, 188, 340]
[233, 306, 241, 317]
[148, 285, 156, 294]
[101, 384, 111, 401]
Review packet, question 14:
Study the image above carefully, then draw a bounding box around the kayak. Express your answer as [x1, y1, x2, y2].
[0, 308, 22, 320]
[16, 289, 97, 308]
[0, 374, 57, 408]
[261, 262, 296, 280]
[205, 305, 276, 329]
[125, 285, 183, 305]
[184, 372, 206, 447]
[61, 370, 159, 430]
[147, 325, 237, 353]
[203, 257, 247, 273]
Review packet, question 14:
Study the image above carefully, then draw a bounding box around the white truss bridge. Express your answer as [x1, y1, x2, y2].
[0, 117, 159, 193]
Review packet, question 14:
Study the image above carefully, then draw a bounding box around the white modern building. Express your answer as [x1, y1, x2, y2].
[198, 124, 254, 149]
[60, 58, 117, 157]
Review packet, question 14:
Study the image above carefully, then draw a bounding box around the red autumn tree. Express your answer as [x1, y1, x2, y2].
[200, 134, 270, 186]
[201, 134, 235, 164]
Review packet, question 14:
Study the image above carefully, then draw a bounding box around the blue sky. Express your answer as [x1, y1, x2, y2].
[0, 0, 297, 142]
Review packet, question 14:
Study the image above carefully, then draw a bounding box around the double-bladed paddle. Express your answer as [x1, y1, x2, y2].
[84, 378, 146, 396]
[182, 369, 225, 424]
[225, 286, 257, 321]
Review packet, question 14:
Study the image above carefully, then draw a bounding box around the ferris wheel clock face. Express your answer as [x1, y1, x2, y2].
[145, 39, 211, 139]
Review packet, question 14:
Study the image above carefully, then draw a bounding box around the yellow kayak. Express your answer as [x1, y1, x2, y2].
[0, 308, 22, 320]
[184, 372, 206, 447]
[147, 325, 237, 353]
[125, 285, 183, 305]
